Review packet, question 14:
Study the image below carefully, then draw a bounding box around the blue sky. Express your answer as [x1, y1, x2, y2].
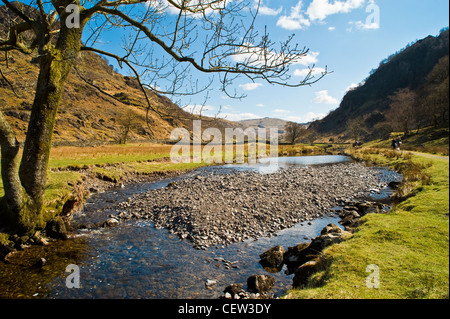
[95, 0, 449, 123]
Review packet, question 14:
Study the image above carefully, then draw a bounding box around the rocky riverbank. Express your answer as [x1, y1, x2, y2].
[220, 200, 391, 299]
[113, 162, 391, 250]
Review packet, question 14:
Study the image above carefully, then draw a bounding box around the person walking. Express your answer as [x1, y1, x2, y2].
[391, 138, 398, 150]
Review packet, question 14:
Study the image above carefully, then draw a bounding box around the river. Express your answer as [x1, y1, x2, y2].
[0, 155, 401, 299]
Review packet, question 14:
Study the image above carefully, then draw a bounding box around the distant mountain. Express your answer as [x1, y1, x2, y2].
[308, 28, 449, 141]
[238, 117, 290, 135]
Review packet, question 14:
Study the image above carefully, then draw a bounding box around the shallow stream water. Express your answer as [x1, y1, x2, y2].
[0, 155, 401, 299]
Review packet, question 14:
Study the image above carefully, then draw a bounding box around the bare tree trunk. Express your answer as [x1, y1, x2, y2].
[0, 54, 67, 235]
[19, 54, 67, 205]
[0, 109, 41, 235]
[1, 21, 83, 236]
[0, 111, 27, 217]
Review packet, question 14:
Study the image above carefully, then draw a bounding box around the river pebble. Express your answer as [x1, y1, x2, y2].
[117, 163, 388, 249]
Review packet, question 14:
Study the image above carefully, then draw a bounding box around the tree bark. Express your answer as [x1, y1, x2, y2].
[0, 111, 26, 215]
[19, 51, 67, 204]
[1, 13, 84, 236]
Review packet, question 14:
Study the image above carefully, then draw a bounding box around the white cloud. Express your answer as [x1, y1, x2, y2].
[284, 116, 304, 123]
[275, 0, 367, 31]
[231, 44, 317, 69]
[300, 112, 327, 122]
[350, 20, 380, 30]
[295, 51, 320, 66]
[306, 0, 366, 21]
[259, 6, 283, 15]
[256, 103, 265, 107]
[218, 112, 262, 121]
[345, 83, 359, 92]
[294, 67, 327, 77]
[255, 0, 283, 16]
[239, 82, 263, 91]
[314, 90, 339, 105]
[276, 1, 311, 30]
[352, 2, 380, 30]
[230, 45, 260, 64]
[152, 0, 182, 15]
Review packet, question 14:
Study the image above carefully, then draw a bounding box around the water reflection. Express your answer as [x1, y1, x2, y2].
[224, 155, 351, 174]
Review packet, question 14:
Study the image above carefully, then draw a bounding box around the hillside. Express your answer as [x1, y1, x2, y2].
[0, 3, 238, 146]
[308, 28, 449, 142]
[1, 49, 241, 145]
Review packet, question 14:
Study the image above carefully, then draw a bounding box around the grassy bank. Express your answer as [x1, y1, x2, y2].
[285, 148, 449, 299]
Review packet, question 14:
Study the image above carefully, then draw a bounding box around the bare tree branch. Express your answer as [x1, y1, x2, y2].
[0, 66, 20, 97]
[1, 0, 34, 26]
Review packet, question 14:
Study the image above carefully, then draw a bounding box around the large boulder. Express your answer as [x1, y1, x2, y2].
[61, 198, 79, 218]
[247, 275, 275, 293]
[309, 231, 352, 253]
[388, 181, 401, 189]
[344, 218, 365, 233]
[292, 258, 321, 288]
[46, 217, 68, 240]
[320, 223, 345, 235]
[339, 209, 360, 226]
[259, 245, 285, 269]
[284, 224, 352, 274]
[283, 243, 317, 274]
[355, 202, 381, 216]
[339, 215, 355, 226]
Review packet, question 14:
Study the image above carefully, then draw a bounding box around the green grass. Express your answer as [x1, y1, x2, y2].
[45, 170, 84, 203]
[286, 149, 449, 299]
[47, 153, 171, 169]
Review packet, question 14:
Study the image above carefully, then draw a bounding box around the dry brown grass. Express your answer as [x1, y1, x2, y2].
[50, 143, 174, 159]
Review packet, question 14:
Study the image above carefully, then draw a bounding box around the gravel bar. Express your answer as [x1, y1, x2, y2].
[116, 162, 389, 249]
